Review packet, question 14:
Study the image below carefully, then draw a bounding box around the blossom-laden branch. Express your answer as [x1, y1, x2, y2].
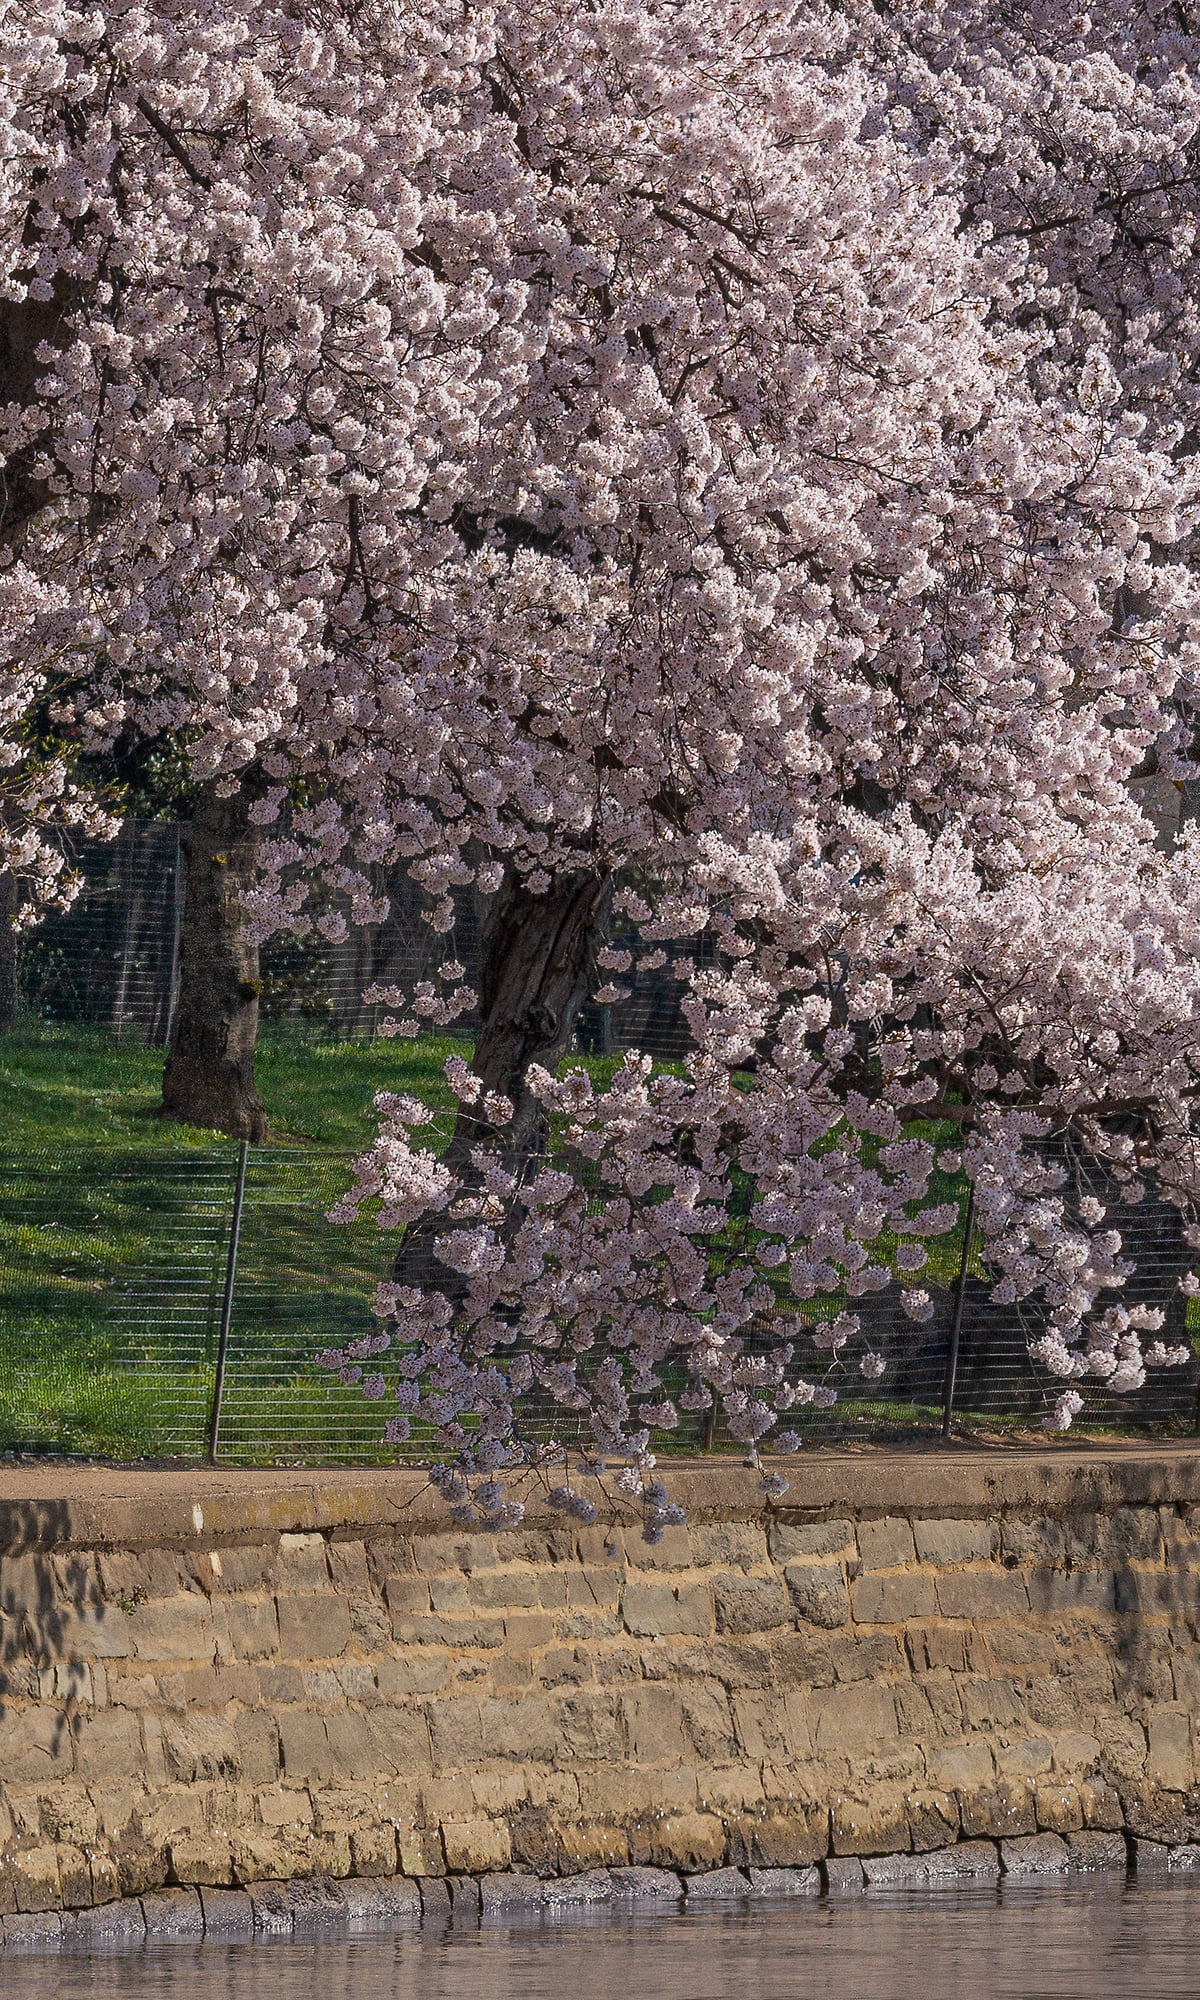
[7, 1, 1200, 1520]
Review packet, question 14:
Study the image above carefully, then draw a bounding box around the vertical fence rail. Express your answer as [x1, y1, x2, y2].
[206, 1139, 248, 1465]
[941, 1183, 978, 1441]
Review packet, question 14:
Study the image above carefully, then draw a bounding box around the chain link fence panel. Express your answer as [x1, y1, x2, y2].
[0, 1145, 1197, 1465]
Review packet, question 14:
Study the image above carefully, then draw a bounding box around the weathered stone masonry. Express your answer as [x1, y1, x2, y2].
[1, 1450, 1199, 1933]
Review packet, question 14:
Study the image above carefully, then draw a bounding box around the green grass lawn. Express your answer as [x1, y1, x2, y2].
[0, 1024, 635, 1463]
[1, 1023, 1191, 1462]
[0, 1021, 471, 1152]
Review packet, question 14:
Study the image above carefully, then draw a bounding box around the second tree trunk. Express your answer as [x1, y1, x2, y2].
[160, 779, 269, 1141]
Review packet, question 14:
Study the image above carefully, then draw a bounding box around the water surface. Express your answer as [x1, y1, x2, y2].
[3, 1881, 1197, 2000]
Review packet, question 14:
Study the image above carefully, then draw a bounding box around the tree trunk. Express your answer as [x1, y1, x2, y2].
[395, 866, 611, 1289]
[160, 779, 269, 1140]
[470, 868, 613, 1155]
[0, 873, 16, 1031]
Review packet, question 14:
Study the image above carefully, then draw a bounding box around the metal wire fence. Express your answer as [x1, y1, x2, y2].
[0, 1144, 1196, 1465]
[12, 825, 694, 1060]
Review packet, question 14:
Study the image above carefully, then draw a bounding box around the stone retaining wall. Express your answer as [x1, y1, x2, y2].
[0, 1451, 1199, 1934]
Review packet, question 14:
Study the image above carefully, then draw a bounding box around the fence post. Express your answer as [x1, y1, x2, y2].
[207, 1139, 249, 1464]
[941, 1182, 977, 1441]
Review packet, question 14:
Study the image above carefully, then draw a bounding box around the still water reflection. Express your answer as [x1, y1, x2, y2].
[0, 1882, 1196, 2000]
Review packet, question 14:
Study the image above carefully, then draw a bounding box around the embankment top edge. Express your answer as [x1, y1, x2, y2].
[0, 1445, 1198, 1550]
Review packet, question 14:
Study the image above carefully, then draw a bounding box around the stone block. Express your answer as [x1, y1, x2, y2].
[621, 1686, 688, 1764]
[127, 1599, 214, 1661]
[277, 1711, 332, 1783]
[1025, 1570, 1115, 1615]
[344, 1877, 422, 1927]
[858, 1518, 916, 1570]
[1167, 1844, 1200, 1869]
[1065, 1832, 1127, 1872]
[224, 1599, 279, 1659]
[712, 1575, 791, 1634]
[831, 1794, 910, 1858]
[310, 1831, 353, 1882]
[849, 1571, 937, 1625]
[140, 1888, 204, 1939]
[448, 1875, 482, 1919]
[233, 1711, 281, 1786]
[747, 1866, 821, 1895]
[385, 1576, 432, 1617]
[9, 1846, 61, 1913]
[905, 1792, 960, 1852]
[167, 1835, 234, 1887]
[768, 1685, 815, 1756]
[935, 1570, 1030, 1619]
[685, 1868, 748, 1899]
[479, 1697, 558, 1764]
[325, 1711, 378, 1783]
[398, 1827, 446, 1877]
[0, 1709, 73, 1783]
[55, 1845, 90, 1910]
[392, 1615, 504, 1648]
[542, 1870, 613, 1905]
[2, 1911, 64, 1949]
[559, 1823, 630, 1872]
[427, 1697, 486, 1772]
[610, 1867, 682, 1899]
[812, 1683, 898, 1754]
[913, 1519, 996, 1566]
[906, 1623, 969, 1676]
[862, 1842, 998, 1886]
[351, 1825, 399, 1878]
[930, 1742, 997, 1795]
[323, 1538, 369, 1593]
[1123, 1788, 1189, 1846]
[786, 1566, 850, 1629]
[1148, 1711, 1193, 1793]
[622, 1582, 711, 1638]
[161, 1714, 241, 1784]
[960, 1785, 1036, 1840]
[1034, 1785, 1083, 1833]
[1132, 1838, 1172, 1873]
[198, 1886, 255, 1934]
[248, 1881, 293, 1931]
[630, 1813, 726, 1872]
[554, 1692, 621, 1763]
[688, 1524, 771, 1569]
[736, 1807, 827, 1868]
[1080, 1779, 1124, 1831]
[276, 1594, 352, 1660]
[1000, 1833, 1070, 1876]
[480, 1872, 546, 1912]
[257, 1786, 314, 1829]
[38, 1607, 132, 1661]
[113, 1840, 169, 1899]
[827, 1631, 905, 1683]
[1096, 1509, 1164, 1563]
[770, 1521, 855, 1563]
[441, 1820, 511, 1873]
[277, 1532, 331, 1592]
[62, 1897, 146, 1948]
[418, 1877, 451, 1922]
[823, 1857, 865, 1892]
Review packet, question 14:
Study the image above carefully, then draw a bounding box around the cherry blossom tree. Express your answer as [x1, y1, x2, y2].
[6, 0, 1200, 1523]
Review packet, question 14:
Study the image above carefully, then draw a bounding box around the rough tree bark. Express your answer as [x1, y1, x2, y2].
[0, 873, 16, 1031]
[395, 866, 612, 1289]
[160, 778, 269, 1140]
